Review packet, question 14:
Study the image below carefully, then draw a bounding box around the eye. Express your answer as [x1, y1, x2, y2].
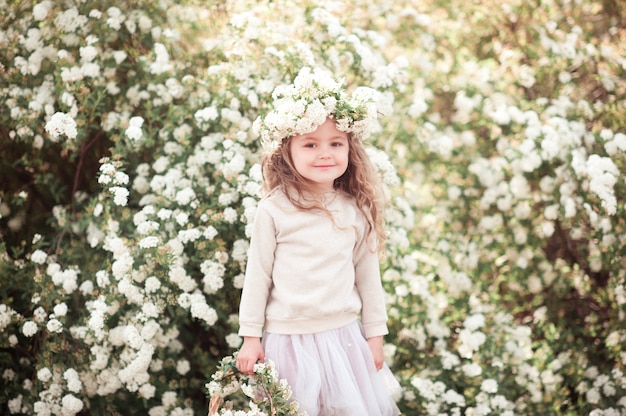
[331, 141, 345, 147]
[303, 143, 316, 148]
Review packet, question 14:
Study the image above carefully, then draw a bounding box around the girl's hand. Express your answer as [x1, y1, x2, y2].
[236, 337, 265, 375]
[367, 335, 385, 371]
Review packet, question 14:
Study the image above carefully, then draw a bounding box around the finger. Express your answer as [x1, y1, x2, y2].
[237, 359, 249, 373]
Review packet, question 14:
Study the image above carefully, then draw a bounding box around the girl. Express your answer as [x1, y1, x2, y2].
[236, 67, 401, 416]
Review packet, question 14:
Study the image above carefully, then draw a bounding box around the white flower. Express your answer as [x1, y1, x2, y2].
[144, 276, 161, 293]
[162, 391, 177, 407]
[223, 152, 246, 178]
[169, 267, 197, 292]
[136, 220, 159, 235]
[176, 360, 190, 375]
[366, 147, 400, 185]
[139, 383, 156, 399]
[45, 112, 78, 141]
[231, 239, 249, 263]
[61, 394, 84, 416]
[225, 333, 242, 349]
[95, 270, 110, 288]
[55, 7, 88, 33]
[111, 186, 129, 206]
[175, 212, 189, 226]
[64, 369, 82, 393]
[33, 306, 47, 322]
[585, 154, 619, 215]
[126, 116, 144, 141]
[141, 302, 159, 319]
[204, 226, 218, 240]
[458, 329, 486, 358]
[112, 50, 127, 65]
[50, 268, 79, 294]
[178, 228, 201, 244]
[606, 132, 626, 155]
[33, 1, 53, 20]
[443, 389, 466, 406]
[22, 321, 38, 337]
[37, 367, 52, 382]
[189, 295, 218, 326]
[233, 273, 245, 289]
[106, 7, 125, 30]
[31, 249, 48, 264]
[46, 318, 63, 333]
[157, 208, 172, 220]
[462, 363, 483, 377]
[464, 314, 485, 331]
[440, 350, 460, 370]
[139, 236, 160, 249]
[150, 43, 173, 74]
[80, 45, 97, 63]
[586, 387, 601, 404]
[53, 303, 68, 317]
[195, 106, 219, 126]
[602, 381, 617, 397]
[241, 382, 256, 398]
[0, 305, 16, 332]
[175, 188, 196, 205]
[223, 207, 238, 223]
[114, 171, 129, 185]
[481, 378, 499, 393]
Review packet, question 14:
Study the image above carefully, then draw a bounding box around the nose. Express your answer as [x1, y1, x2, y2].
[318, 145, 332, 159]
[319, 151, 331, 159]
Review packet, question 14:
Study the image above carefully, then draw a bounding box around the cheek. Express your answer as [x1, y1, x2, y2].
[291, 151, 310, 171]
[340, 149, 350, 163]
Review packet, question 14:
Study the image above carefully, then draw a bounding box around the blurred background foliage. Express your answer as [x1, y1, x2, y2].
[1, 0, 625, 415]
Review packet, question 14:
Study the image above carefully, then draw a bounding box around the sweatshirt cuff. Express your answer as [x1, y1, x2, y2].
[238, 323, 264, 338]
[362, 322, 389, 339]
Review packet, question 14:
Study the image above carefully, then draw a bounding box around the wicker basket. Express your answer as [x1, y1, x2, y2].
[206, 358, 294, 416]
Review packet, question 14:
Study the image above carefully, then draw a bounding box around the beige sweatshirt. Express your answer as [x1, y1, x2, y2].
[238, 188, 389, 339]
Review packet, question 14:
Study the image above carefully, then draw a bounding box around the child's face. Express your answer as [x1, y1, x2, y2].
[289, 118, 350, 192]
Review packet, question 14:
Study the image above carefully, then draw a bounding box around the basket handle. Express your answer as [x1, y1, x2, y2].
[208, 395, 223, 416]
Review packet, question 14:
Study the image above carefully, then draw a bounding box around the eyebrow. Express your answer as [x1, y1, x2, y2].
[296, 135, 348, 141]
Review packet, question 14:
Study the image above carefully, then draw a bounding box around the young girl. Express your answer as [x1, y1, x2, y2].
[236, 67, 401, 416]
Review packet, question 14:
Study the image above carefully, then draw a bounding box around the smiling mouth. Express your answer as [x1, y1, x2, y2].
[314, 165, 335, 168]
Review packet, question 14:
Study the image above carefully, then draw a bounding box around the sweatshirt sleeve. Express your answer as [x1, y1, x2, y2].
[353, 226, 389, 339]
[238, 202, 276, 337]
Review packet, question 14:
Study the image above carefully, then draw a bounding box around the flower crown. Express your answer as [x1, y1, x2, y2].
[253, 66, 381, 150]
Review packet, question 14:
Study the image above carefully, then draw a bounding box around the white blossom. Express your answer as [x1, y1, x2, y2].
[176, 360, 190, 375]
[61, 393, 84, 416]
[31, 249, 48, 264]
[37, 367, 52, 382]
[111, 186, 130, 206]
[139, 236, 160, 249]
[45, 112, 78, 141]
[46, 319, 63, 333]
[126, 116, 144, 141]
[150, 43, 173, 74]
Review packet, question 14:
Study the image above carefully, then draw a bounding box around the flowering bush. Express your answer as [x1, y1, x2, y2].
[0, 0, 624, 415]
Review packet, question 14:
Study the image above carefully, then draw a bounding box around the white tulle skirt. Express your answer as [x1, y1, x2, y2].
[262, 320, 402, 416]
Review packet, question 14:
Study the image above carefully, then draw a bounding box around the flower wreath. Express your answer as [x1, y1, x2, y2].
[253, 66, 382, 150]
[205, 352, 305, 416]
